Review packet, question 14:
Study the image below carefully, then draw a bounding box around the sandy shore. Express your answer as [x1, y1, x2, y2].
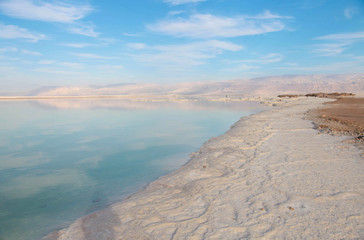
[45, 98, 364, 240]
[311, 98, 364, 138]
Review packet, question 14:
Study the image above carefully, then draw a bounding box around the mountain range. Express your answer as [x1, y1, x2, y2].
[12, 73, 364, 97]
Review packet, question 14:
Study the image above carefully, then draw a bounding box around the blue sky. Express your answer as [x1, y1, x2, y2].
[0, 0, 363, 91]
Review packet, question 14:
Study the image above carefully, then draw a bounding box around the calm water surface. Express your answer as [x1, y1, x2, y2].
[0, 99, 264, 240]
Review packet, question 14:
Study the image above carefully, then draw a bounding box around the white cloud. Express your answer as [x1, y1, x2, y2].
[34, 67, 86, 75]
[0, 48, 42, 56]
[38, 60, 55, 64]
[0, 0, 92, 23]
[314, 31, 364, 56]
[0, 1, 97, 37]
[71, 53, 120, 60]
[60, 62, 84, 69]
[260, 53, 283, 63]
[148, 11, 292, 38]
[313, 42, 350, 56]
[0, 46, 18, 52]
[223, 63, 259, 72]
[224, 53, 282, 72]
[21, 49, 42, 56]
[67, 23, 99, 37]
[228, 53, 283, 64]
[285, 62, 297, 66]
[205, 40, 243, 51]
[344, 7, 359, 19]
[0, 55, 20, 61]
[0, 65, 17, 72]
[127, 43, 147, 50]
[99, 38, 118, 45]
[97, 65, 124, 70]
[153, 40, 242, 54]
[316, 31, 364, 41]
[0, 23, 46, 42]
[239, 64, 259, 70]
[164, 0, 206, 5]
[132, 40, 243, 67]
[62, 43, 95, 48]
[168, 11, 185, 16]
[277, 59, 364, 73]
[123, 32, 140, 37]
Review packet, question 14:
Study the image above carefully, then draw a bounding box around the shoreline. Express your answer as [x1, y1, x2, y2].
[310, 98, 364, 138]
[0, 95, 279, 105]
[0, 95, 258, 100]
[45, 97, 364, 239]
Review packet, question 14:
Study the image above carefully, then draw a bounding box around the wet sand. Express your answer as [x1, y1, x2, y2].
[44, 98, 364, 240]
[312, 98, 364, 138]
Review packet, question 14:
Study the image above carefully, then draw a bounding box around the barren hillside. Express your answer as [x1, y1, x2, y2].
[27, 74, 364, 97]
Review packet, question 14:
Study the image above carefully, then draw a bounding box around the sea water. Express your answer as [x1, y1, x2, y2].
[0, 99, 263, 240]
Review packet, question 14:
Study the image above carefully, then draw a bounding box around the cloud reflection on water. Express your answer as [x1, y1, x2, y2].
[28, 98, 261, 112]
[0, 152, 50, 170]
[0, 169, 91, 199]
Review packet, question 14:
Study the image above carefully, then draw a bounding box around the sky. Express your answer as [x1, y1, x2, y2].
[0, 0, 363, 92]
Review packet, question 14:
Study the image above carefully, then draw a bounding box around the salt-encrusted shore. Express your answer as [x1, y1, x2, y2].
[45, 98, 364, 240]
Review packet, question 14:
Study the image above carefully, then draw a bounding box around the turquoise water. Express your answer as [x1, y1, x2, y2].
[0, 99, 263, 240]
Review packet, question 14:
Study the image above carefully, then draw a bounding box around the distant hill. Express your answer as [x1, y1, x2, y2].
[26, 86, 60, 96]
[26, 74, 364, 97]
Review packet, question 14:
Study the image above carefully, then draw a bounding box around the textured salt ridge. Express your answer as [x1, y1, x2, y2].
[45, 98, 364, 240]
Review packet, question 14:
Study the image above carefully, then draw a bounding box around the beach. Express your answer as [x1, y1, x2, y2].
[311, 98, 364, 139]
[45, 97, 364, 240]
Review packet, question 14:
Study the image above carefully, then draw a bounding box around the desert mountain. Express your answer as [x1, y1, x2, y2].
[27, 74, 364, 97]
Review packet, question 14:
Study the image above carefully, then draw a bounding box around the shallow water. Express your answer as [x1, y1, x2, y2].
[0, 99, 263, 240]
